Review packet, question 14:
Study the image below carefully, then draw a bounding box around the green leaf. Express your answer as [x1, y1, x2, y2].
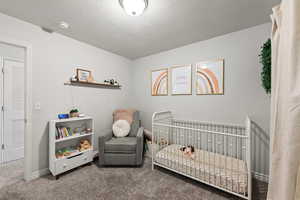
[259, 39, 271, 94]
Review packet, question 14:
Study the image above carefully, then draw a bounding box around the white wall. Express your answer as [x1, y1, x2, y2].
[131, 23, 271, 177]
[0, 13, 132, 172]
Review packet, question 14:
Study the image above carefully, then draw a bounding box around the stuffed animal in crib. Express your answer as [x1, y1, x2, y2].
[78, 139, 91, 152]
[180, 145, 195, 160]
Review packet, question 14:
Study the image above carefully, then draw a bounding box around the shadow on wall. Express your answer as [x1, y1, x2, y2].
[251, 121, 270, 179]
[39, 123, 49, 171]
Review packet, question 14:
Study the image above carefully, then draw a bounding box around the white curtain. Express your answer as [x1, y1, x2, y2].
[268, 0, 300, 200]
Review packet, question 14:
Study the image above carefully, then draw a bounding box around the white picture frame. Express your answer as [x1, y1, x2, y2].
[195, 59, 224, 95]
[171, 65, 192, 95]
[151, 68, 168, 96]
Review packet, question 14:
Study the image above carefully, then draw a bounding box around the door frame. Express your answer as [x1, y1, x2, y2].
[0, 36, 33, 181]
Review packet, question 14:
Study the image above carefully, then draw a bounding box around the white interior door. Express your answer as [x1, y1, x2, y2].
[2, 59, 24, 163]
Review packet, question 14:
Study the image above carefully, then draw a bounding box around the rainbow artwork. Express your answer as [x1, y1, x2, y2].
[195, 59, 224, 95]
[151, 68, 168, 96]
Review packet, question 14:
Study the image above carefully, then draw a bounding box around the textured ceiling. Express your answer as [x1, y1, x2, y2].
[0, 0, 280, 59]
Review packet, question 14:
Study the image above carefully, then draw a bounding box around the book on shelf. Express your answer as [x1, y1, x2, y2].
[56, 126, 74, 139]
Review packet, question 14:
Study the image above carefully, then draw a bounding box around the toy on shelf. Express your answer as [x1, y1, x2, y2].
[58, 114, 69, 119]
[55, 147, 77, 159]
[84, 128, 93, 133]
[70, 75, 77, 82]
[78, 139, 91, 152]
[104, 79, 119, 86]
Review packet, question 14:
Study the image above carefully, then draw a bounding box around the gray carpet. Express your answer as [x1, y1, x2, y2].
[0, 159, 23, 189]
[0, 158, 267, 200]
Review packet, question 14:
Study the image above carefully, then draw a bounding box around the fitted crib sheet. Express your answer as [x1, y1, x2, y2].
[155, 144, 248, 194]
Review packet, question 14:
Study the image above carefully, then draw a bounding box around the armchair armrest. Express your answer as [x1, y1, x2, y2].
[98, 129, 113, 165]
[136, 127, 144, 165]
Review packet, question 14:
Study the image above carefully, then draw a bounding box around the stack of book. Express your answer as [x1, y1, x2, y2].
[56, 127, 77, 139]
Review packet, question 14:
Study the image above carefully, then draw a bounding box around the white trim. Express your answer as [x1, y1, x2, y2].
[0, 36, 33, 181]
[252, 171, 269, 183]
[31, 168, 50, 180]
[0, 57, 3, 166]
[2, 57, 24, 63]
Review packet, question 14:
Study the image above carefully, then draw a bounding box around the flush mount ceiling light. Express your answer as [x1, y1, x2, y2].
[59, 21, 70, 29]
[119, 0, 148, 16]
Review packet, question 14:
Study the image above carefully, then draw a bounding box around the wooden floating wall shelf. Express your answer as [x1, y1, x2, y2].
[64, 81, 121, 89]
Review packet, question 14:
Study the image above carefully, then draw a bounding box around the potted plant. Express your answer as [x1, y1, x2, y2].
[70, 108, 79, 118]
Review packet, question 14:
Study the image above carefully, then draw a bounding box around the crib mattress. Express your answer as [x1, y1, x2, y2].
[155, 144, 248, 194]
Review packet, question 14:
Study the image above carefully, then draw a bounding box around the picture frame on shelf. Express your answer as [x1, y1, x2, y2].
[151, 68, 168, 96]
[76, 68, 92, 82]
[171, 65, 192, 95]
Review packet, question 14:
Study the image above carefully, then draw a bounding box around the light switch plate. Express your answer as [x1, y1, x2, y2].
[34, 102, 41, 110]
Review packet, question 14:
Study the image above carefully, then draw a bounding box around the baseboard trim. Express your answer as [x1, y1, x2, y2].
[252, 171, 269, 182]
[30, 168, 50, 180]
[30, 162, 269, 184]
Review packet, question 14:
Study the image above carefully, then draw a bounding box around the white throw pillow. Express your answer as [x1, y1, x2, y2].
[112, 120, 130, 137]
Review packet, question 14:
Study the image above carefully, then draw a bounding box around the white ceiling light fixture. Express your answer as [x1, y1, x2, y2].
[119, 0, 148, 16]
[59, 21, 70, 29]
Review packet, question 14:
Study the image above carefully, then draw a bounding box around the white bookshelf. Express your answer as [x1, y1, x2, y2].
[49, 117, 94, 179]
[55, 132, 94, 143]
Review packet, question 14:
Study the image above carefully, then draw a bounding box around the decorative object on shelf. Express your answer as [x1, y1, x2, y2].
[58, 114, 69, 119]
[70, 75, 77, 82]
[78, 113, 85, 118]
[84, 128, 93, 133]
[104, 79, 119, 86]
[76, 68, 92, 82]
[195, 59, 224, 95]
[78, 139, 91, 152]
[151, 68, 168, 96]
[73, 127, 80, 135]
[171, 65, 192, 95]
[69, 108, 79, 118]
[259, 39, 271, 94]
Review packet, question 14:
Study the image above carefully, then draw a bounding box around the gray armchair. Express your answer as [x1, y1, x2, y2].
[98, 111, 144, 166]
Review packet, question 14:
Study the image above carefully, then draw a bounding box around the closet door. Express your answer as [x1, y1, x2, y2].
[2, 59, 24, 163]
[0, 57, 2, 164]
